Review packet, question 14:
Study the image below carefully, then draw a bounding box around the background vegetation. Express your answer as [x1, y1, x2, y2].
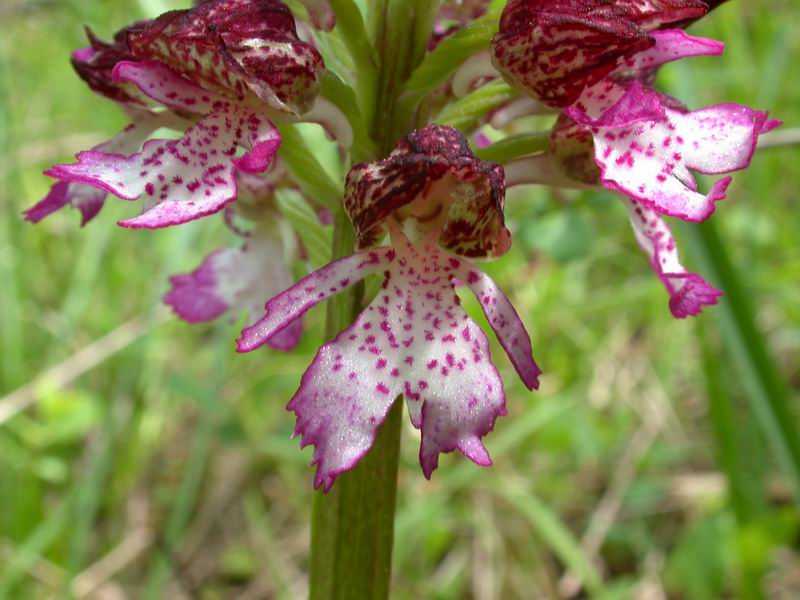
[1, 0, 798, 598]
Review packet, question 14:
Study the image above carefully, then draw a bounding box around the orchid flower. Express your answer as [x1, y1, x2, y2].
[492, 1, 776, 222]
[165, 163, 304, 351]
[485, 0, 777, 318]
[237, 126, 540, 490]
[31, 0, 336, 229]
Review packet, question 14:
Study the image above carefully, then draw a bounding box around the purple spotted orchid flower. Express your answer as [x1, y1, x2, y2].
[31, 0, 330, 229]
[165, 162, 303, 351]
[486, 0, 777, 318]
[491, 0, 777, 223]
[237, 126, 540, 490]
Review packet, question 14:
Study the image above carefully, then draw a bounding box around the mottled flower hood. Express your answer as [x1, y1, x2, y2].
[128, 0, 325, 115]
[72, 23, 152, 106]
[490, 0, 709, 108]
[345, 125, 511, 259]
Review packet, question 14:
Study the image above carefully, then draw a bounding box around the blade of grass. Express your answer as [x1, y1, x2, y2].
[494, 479, 606, 598]
[0, 499, 69, 595]
[0, 45, 27, 392]
[683, 219, 800, 504]
[700, 324, 769, 600]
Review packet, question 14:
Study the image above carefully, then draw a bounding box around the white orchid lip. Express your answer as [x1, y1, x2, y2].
[237, 222, 540, 491]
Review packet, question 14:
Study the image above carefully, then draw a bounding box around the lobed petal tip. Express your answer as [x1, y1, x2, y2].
[668, 274, 723, 319]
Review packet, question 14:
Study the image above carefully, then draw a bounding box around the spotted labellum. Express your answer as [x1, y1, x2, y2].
[237, 126, 540, 490]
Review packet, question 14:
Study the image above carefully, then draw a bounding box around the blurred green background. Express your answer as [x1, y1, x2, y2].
[1, 0, 799, 598]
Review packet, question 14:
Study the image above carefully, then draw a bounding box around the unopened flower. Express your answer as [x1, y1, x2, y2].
[237, 126, 540, 490]
[297, 0, 336, 31]
[431, 0, 490, 49]
[34, 0, 326, 229]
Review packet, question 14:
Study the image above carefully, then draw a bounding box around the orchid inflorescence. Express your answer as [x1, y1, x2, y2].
[30, 0, 774, 489]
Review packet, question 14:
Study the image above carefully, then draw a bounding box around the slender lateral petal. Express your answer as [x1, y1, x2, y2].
[25, 182, 106, 226]
[46, 62, 281, 229]
[457, 263, 541, 390]
[166, 229, 301, 350]
[237, 248, 393, 352]
[593, 101, 771, 221]
[624, 199, 721, 317]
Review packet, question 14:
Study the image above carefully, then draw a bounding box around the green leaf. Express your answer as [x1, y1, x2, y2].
[435, 80, 520, 132]
[329, 0, 379, 126]
[401, 13, 499, 101]
[474, 131, 551, 164]
[277, 124, 343, 211]
[275, 189, 333, 270]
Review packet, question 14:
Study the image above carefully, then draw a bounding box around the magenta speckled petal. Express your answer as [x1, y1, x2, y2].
[594, 101, 771, 222]
[128, 0, 324, 115]
[166, 229, 302, 350]
[620, 30, 723, 73]
[271, 232, 509, 489]
[267, 319, 304, 351]
[165, 250, 230, 322]
[567, 79, 665, 128]
[237, 247, 394, 352]
[625, 199, 721, 318]
[46, 101, 280, 229]
[457, 264, 541, 390]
